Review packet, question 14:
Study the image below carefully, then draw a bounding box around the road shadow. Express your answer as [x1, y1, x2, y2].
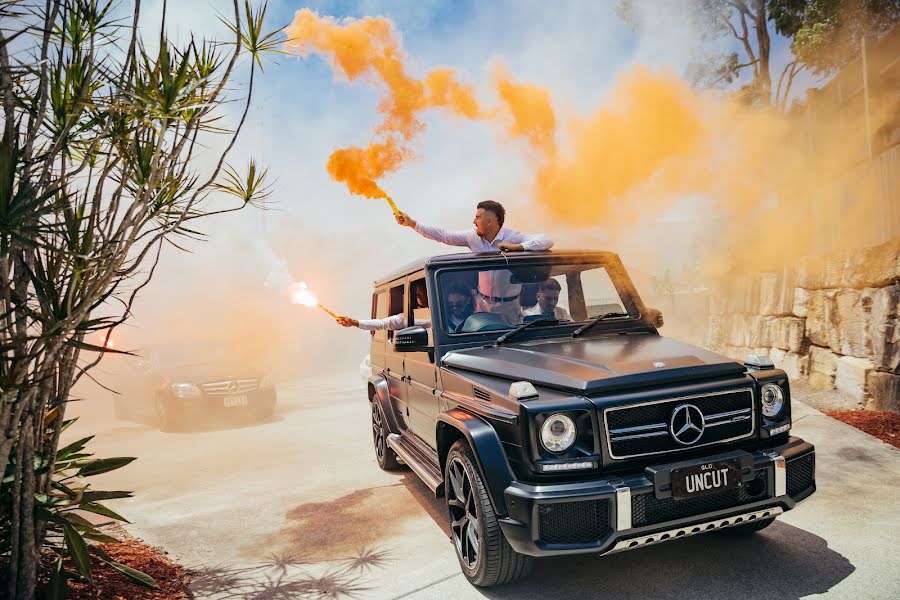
[253, 482, 427, 564]
[185, 546, 393, 599]
[476, 520, 854, 600]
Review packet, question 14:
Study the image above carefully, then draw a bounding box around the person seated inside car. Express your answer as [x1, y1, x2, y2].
[338, 281, 430, 330]
[521, 278, 570, 321]
[445, 285, 475, 332]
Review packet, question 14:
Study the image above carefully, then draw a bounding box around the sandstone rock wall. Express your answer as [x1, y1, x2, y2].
[705, 237, 900, 413]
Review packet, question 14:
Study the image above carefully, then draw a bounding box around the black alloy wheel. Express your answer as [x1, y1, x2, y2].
[444, 440, 533, 586]
[371, 401, 399, 470]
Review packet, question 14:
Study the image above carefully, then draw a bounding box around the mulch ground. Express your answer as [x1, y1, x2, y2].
[826, 409, 900, 450]
[35, 535, 191, 599]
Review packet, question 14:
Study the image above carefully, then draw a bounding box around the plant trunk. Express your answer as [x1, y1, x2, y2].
[753, 0, 772, 101]
[6, 413, 36, 600]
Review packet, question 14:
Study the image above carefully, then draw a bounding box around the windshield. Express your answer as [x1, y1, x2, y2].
[437, 258, 638, 335]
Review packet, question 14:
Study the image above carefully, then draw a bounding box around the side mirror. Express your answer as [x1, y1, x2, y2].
[646, 308, 664, 329]
[393, 326, 430, 353]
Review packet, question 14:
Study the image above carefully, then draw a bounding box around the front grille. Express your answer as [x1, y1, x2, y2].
[786, 452, 815, 498]
[538, 499, 610, 544]
[201, 379, 259, 395]
[632, 469, 768, 527]
[605, 389, 754, 459]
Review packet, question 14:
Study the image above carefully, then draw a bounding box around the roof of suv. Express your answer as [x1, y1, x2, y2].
[372, 249, 621, 287]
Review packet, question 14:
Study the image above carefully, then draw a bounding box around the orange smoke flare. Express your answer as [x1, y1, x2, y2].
[284, 9, 485, 210]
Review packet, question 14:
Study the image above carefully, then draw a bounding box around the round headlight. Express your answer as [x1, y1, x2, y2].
[761, 383, 785, 418]
[540, 413, 576, 453]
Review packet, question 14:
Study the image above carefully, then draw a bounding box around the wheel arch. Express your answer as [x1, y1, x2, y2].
[368, 375, 400, 435]
[437, 409, 515, 516]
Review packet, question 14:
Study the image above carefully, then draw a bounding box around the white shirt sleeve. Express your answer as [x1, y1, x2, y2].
[503, 228, 554, 251]
[414, 222, 472, 247]
[357, 313, 408, 330]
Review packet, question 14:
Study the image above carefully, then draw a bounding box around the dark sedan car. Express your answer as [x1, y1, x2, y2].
[112, 343, 277, 431]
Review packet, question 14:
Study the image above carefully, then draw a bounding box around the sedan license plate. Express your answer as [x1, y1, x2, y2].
[671, 460, 741, 499]
[223, 395, 248, 408]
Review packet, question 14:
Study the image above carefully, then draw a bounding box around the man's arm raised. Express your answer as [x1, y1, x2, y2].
[396, 212, 470, 247]
[498, 230, 554, 252]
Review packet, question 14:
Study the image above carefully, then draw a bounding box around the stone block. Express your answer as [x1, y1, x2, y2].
[834, 356, 873, 403]
[775, 267, 796, 316]
[793, 287, 809, 318]
[759, 273, 778, 316]
[833, 289, 872, 357]
[780, 353, 810, 381]
[809, 346, 839, 389]
[771, 317, 806, 352]
[865, 371, 900, 414]
[749, 316, 774, 347]
[769, 347, 787, 365]
[842, 236, 900, 290]
[870, 284, 900, 373]
[726, 315, 751, 348]
[805, 290, 837, 348]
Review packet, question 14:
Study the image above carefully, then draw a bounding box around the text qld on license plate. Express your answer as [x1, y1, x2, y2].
[671, 460, 741, 499]
[223, 395, 248, 408]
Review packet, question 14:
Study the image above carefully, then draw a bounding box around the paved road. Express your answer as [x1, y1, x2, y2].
[70, 373, 900, 599]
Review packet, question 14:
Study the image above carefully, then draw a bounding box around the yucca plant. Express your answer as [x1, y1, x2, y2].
[2, 416, 155, 597]
[0, 1, 282, 597]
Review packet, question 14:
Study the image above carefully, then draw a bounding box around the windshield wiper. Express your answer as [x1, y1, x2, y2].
[494, 318, 559, 347]
[571, 312, 629, 338]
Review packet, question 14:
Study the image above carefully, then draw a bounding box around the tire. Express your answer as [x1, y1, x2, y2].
[371, 401, 400, 470]
[445, 440, 533, 587]
[717, 516, 776, 535]
[156, 395, 179, 432]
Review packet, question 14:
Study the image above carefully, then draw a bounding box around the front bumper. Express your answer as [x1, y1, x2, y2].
[499, 436, 815, 557]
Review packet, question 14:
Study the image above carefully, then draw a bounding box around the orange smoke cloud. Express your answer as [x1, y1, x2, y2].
[284, 9, 484, 201]
[534, 68, 707, 223]
[492, 64, 557, 155]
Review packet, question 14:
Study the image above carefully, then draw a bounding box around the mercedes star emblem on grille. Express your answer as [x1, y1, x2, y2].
[227, 380, 239, 393]
[669, 403, 705, 445]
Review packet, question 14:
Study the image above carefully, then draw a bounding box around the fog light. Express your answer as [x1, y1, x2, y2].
[171, 383, 201, 399]
[540, 461, 596, 472]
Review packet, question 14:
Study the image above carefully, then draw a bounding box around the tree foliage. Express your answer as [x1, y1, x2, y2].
[0, 1, 280, 597]
[769, 0, 900, 75]
[617, 0, 899, 108]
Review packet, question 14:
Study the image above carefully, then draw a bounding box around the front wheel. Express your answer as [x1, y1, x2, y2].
[445, 440, 533, 587]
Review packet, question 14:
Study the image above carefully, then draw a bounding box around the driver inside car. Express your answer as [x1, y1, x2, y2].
[445, 285, 475, 332]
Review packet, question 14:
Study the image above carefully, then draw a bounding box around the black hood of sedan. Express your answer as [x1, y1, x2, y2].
[441, 333, 746, 394]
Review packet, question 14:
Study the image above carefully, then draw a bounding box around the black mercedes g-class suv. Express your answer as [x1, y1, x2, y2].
[365, 250, 815, 587]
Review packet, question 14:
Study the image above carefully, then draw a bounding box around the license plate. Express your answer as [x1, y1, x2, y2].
[223, 395, 248, 408]
[671, 460, 741, 499]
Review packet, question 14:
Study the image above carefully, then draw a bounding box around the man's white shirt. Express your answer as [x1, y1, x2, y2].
[358, 314, 430, 330]
[413, 222, 554, 302]
[521, 303, 571, 321]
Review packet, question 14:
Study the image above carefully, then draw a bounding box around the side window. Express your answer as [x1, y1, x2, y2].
[410, 278, 432, 339]
[372, 290, 388, 342]
[388, 284, 405, 340]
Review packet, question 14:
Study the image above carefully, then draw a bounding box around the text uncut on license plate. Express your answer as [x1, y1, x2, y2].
[671, 459, 741, 499]
[223, 395, 248, 408]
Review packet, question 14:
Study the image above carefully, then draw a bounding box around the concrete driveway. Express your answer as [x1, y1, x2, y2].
[71, 373, 900, 599]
